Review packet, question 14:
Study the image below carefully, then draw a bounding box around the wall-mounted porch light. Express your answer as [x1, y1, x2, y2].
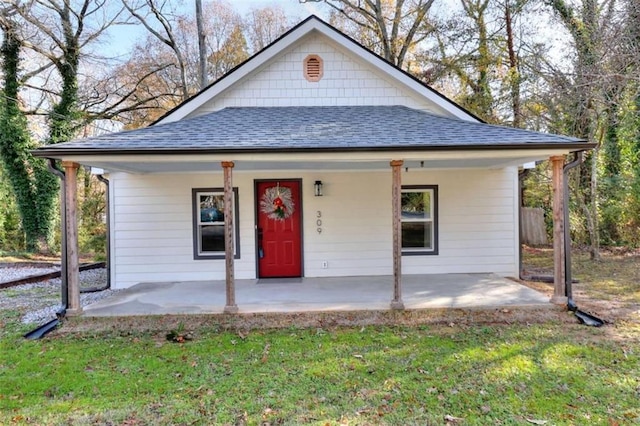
[314, 180, 323, 197]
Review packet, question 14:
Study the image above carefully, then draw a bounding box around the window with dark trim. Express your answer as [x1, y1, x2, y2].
[401, 185, 438, 256]
[192, 188, 240, 259]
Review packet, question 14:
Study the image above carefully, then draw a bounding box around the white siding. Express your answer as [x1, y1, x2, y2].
[193, 35, 434, 115]
[109, 168, 519, 288]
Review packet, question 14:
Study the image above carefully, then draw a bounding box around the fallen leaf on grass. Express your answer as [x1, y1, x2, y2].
[444, 414, 464, 424]
[353, 354, 364, 359]
[261, 343, 271, 363]
[526, 419, 548, 425]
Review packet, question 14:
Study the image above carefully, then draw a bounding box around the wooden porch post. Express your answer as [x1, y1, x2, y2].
[221, 161, 238, 313]
[62, 161, 81, 315]
[550, 155, 567, 304]
[390, 160, 405, 310]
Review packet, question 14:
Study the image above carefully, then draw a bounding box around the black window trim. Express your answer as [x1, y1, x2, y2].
[401, 184, 439, 256]
[192, 187, 240, 260]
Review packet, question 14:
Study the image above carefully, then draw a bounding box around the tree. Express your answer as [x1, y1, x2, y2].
[0, 7, 58, 252]
[0, 0, 134, 252]
[123, 0, 191, 101]
[208, 24, 248, 80]
[308, 0, 436, 68]
[499, 0, 524, 127]
[0, 166, 24, 252]
[195, 0, 207, 89]
[202, 1, 246, 81]
[421, 0, 544, 124]
[451, 0, 495, 120]
[244, 5, 290, 53]
[116, 0, 250, 125]
[542, 0, 621, 258]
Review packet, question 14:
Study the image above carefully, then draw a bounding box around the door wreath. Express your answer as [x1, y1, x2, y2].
[260, 184, 294, 220]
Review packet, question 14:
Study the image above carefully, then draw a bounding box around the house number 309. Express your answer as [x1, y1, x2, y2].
[316, 211, 322, 234]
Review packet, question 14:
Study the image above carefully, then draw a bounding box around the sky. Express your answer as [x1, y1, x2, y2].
[105, 0, 328, 58]
[233, 0, 324, 16]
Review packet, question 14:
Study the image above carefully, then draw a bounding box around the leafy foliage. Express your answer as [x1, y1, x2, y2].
[0, 167, 24, 252]
[78, 168, 107, 261]
[0, 21, 57, 252]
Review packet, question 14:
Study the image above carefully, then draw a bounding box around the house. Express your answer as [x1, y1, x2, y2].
[33, 16, 594, 315]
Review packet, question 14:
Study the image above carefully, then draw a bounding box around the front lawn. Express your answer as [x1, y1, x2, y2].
[1, 322, 639, 425]
[1, 247, 639, 425]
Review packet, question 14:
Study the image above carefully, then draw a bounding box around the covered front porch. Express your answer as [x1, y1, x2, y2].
[51, 151, 574, 317]
[82, 273, 549, 317]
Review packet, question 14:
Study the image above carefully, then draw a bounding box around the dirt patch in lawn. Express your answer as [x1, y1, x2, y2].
[519, 246, 640, 341]
[53, 304, 574, 337]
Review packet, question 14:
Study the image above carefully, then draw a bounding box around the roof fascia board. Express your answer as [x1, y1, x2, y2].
[34, 147, 579, 164]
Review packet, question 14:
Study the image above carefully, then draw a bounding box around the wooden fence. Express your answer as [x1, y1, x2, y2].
[521, 207, 548, 246]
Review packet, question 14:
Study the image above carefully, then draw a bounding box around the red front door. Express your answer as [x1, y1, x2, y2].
[256, 180, 302, 278]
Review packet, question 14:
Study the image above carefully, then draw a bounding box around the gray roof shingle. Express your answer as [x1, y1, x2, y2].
[34, 106, 589, 156]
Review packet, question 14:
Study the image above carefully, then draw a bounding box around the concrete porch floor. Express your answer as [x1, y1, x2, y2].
[83, 273, 550, 317]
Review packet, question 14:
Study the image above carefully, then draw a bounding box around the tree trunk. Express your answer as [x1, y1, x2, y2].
[504, 1, 521, 127]
[195, 0, 207, 90]
[589, 146, 600, 260]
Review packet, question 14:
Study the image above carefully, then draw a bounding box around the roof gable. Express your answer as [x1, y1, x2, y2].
[155, 15, 482, 125]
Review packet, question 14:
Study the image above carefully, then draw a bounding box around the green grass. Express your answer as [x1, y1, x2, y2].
[1, 248, 639, 425]
[1, 324, 639, 425]
[523, 247, 640, 303]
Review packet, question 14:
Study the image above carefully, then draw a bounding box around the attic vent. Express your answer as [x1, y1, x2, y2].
[304, 55, 323, 82]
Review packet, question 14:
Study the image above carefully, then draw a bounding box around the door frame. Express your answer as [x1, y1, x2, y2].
[254, 178, 304, 279]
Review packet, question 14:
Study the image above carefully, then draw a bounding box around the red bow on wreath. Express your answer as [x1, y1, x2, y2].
[273, 196, 285, 218]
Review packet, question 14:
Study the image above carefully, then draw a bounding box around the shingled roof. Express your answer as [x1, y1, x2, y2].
[34, 106, 590, 157]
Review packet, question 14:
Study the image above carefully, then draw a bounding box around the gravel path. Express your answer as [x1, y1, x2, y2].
[0, 268, 120, 325]
[0, 265, 60, 283]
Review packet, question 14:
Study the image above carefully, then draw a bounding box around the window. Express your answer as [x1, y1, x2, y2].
[192, 188, 240, 259]
[401, 185, 438, 255]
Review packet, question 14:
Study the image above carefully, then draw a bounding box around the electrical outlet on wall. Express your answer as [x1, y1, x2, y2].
[321, 261, 328, 269]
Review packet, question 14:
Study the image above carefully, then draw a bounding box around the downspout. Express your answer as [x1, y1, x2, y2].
[89, 174, 111, 291]
[563, 151, 604, 326]
[563, 152, 582, 308]
[24, 159, 67, 339]
[518, 169, 531, 279]
[48, 159, 68, 316]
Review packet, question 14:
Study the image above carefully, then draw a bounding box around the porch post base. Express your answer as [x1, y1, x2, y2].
[390, 300, 405, 310]
[223, 304, 239, 314]
[550, 295, 568, 305]
[65, 307, 83, 316]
